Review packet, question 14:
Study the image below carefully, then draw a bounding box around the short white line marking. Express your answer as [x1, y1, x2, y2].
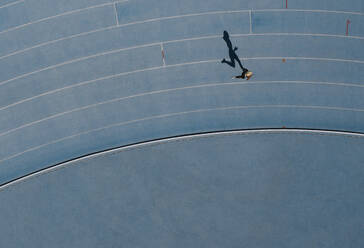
[113, 3, 119, 26]
[249, 10, 252, 34]
[2, 104, 364, 164]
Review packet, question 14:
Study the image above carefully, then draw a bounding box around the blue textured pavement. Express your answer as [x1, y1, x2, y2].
[0, 131, 363, 247]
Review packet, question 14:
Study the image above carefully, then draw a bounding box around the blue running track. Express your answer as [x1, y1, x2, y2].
[0, 0, 363, 246]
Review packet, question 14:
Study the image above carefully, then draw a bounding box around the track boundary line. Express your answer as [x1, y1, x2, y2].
[2, 127, 364, 191]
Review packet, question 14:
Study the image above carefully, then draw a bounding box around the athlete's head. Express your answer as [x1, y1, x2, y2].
[246, 71, 253, 80]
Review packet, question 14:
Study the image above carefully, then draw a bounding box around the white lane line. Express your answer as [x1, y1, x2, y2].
[0, 0, 129, 36]
[1, 8, 364, 62]
[246, 56, 364, 64]
[0, 0, 23, 9]
[244, 56, 363, 64]
[231, 32, 364, 40]
[2, 31, 363, 63]
[116, 10, 250, 28]
[0, 25, 118, 61]
[1, 31, 364, 88]
[2, 78, 364, 138]
[254, 8, 364, 16]
[0, 64, 163, 112]
[2, 104, 364, 164]
[2, 38, 364, 113]
[2, 48, 364, 115]
[0, 7, 362, 38]
[0, 9, 248, 41]
[113, 2, 119, 26]
[0, 43, 161, 87]
[0, 60, 215, 112]
[0, 2, 113, 36]
[2, 127, 364, 190]
[1, 51, 363, 89]
[160, 43, 166, 66]
[249, 10, 252, 34]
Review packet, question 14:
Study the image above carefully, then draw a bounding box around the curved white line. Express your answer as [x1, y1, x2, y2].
[1, 30, 364, 88]
[1, 7, 363, 37]
[1, 53, 364, 114]
[1, 31, 363, 112]
[1, 8, 363, 61]
[1, 104, 364, 164]
[0, 25, 117, 61]
[1, 78, 364, 138]
[0, 64, 164, 112]
[231, 32, 364, 40]
[0, 0, 128, 36]
[255, 8, 364, 15]
[0, 0, 23, 9]
[1, 44, 364, 112]
[247, 56, 364, 64]
[0, 43, 161, 87]
[0, 9, 249, 61]
[1, 51, 363, 89]
[2, 32, 363, 63]
[2, 128, 364, 190]
[116, 10, 251, 28]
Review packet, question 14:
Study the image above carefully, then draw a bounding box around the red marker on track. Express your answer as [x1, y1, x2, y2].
[346, 19, 351, 36]
[286, 0, 288, 9]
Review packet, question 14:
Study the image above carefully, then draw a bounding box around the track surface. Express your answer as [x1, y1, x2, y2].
[1, 1, 364, 246]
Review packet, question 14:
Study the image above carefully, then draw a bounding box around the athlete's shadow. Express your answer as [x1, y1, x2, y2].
[221, 30, 245, 70]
